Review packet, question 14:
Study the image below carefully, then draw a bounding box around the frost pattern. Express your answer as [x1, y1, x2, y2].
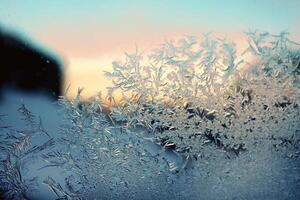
[105, 31, 300, 158]
[0, 30, 299, 200]
[0, 105, 54, 199]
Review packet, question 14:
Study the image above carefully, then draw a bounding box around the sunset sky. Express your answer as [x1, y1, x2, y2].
[0, 0, 299, 99]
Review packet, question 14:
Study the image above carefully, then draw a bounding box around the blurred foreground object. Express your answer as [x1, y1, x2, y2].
[0, 27, 63, 100]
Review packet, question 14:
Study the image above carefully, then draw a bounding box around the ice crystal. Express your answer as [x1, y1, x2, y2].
[0, 30, 299, 199]
[105, 31, 300, 159]
[0, 105, 54, 199]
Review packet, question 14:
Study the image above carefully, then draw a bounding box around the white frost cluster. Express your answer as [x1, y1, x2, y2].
[0, 30, 299, 200]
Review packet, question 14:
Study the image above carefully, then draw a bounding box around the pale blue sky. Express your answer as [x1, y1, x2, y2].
[1, 0, 299, 33]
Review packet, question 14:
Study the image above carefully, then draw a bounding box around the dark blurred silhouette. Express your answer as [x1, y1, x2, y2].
[0, 27, 63, 100]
